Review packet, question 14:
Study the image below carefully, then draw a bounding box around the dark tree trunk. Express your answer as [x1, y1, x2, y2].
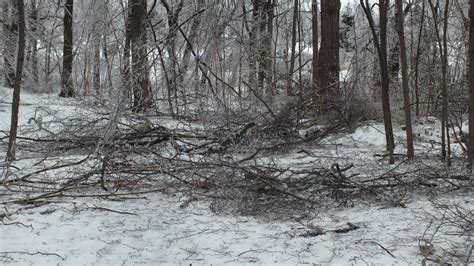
[396, 0, 414, 159]
[318, 0, 340, 115]
[131, 0, 152, 111]
[6, 0, 25, 162]
[312, 0, 319, 104]
[361, 0, 395, 164]
[468, 0, 474, 168]
[256, 0, 266, 93]
[379, 0, 395, 164]
[93, 36, 101, 96]
[59, 0, 75, 97]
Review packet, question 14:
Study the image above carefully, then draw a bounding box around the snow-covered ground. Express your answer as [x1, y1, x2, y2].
[1, 87, 472, 265]
[1, 191, 471, 265]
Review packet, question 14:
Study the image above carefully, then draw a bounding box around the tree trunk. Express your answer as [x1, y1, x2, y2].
[395, 0, 414, 159]
[287, 0, 298, 96]
[361, 0, 395, 164]
[103, 34, 113, 92]
[468, 0, 474, 169]
[59, 0, 75, 97]
[245, 1, 258, 93]
[318, 0, 340, 115]
[379, 0, 395, 164]
[4, 0, 18, 88]
[429, 0, 450, 164]
[179, 0, 204, 83]
[161, 0, 183, 115]
[6, 0, 25, 162]
[312, 0, 319, 104]
[93, 36, 101, 97]
[30, 0, 38, 84]
[263, 0, 274, 102]
[413, 0, 425, 116]
[257, 0, 266, 94]
[122, 0, 132, 103]
[131, 0, 152, 111]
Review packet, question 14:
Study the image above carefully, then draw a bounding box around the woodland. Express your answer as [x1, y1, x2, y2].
[0, 0, 473, 264]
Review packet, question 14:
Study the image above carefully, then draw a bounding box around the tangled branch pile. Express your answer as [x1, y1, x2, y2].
[1, 111, 472, 219]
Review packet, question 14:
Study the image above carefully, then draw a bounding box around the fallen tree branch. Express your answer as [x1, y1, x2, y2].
[0, 251, 65, 260]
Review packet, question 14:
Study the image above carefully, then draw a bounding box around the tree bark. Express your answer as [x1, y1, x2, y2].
[246, 1, 258, 93]
[4, 0, 18, 88]
[312, 0, 319, 104]
[468, 0, 474, 169]
[30, 0, 38, 84]
[122, 0, 132, 103]
[395, 0, 414, 159]
[6, 0, 25, 162]
[131, 0, 152, 111]
[287, 0, 298, 96]
[413, 0, 425, 116]
[257, 0, 266, 93]
[59, 0, 75, 97]
[93, 36, 101, 96]
[263, 0, 274, 102]
[318, 0, 340, 115]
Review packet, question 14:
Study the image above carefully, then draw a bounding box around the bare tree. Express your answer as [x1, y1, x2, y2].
[161, 0, 183, 115]
[428, 0, 450, 164]
[413, 0, 426, 116]
[395, 0, 414, 159]
[59, 0, 75, 97]
[360, 0, 395, 164]
[6, 0, 25, 161]
[178, 0, 205, 84]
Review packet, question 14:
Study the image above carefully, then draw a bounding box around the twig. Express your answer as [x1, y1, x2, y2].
[369, 241, 396, 258]
[465, 244, 473, 266]
[2, 221, 34, 230]
[3, 156, 90, 184]
[0, 251, 65, 260]
[88, 205, 137, 216]
[238, 249, 260, 256]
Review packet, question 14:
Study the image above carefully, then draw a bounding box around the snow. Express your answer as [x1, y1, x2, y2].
[1, 87, 472, 265]
[2, 192, 470, 265]
[350, 123, 391, 147]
